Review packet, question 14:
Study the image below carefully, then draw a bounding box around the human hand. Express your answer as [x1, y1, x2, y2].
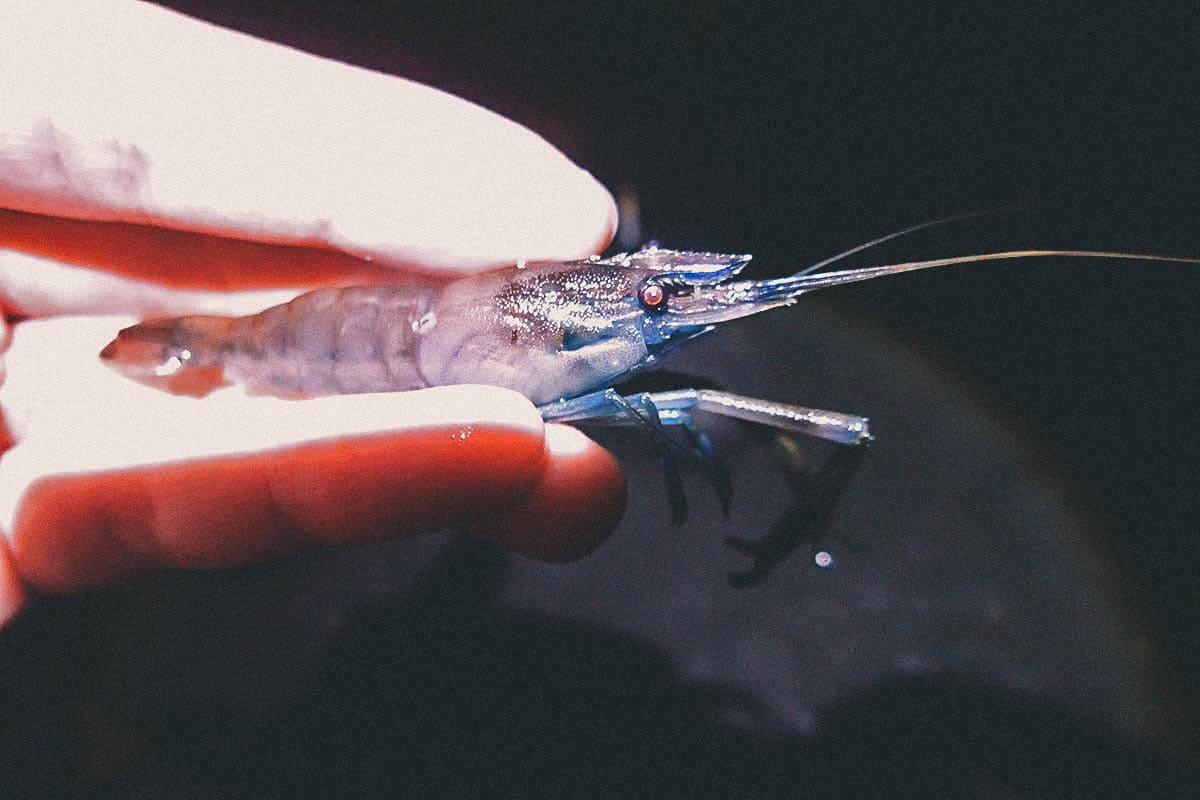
[0, 0, 625, 625]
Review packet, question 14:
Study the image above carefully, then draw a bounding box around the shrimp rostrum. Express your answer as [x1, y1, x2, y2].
[101, 225, 1200, 522]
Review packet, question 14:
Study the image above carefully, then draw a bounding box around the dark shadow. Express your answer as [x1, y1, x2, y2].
[726, 440, 865, 588]
[615, 370, 867, 586]
[815, 675, 1198, 799]
[2, 540, 1194, 798]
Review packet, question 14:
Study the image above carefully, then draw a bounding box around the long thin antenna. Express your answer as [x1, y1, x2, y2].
[798, 210, 994, 277]
[759, 249, 1200, 299]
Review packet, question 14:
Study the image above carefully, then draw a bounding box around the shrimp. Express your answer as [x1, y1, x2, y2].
[99, 246, 890, 443]
[100, 224, 1200, 530]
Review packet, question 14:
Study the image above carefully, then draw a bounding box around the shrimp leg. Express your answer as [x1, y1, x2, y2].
[540, 388, 870, 521]
[539, 388, 872, 445]
[541, 388, 700, 522]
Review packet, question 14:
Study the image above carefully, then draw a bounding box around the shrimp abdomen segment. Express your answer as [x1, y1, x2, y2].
[224, 285, 437, 396]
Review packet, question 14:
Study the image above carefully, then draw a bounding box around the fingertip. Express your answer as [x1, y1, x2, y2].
[475, 424, 626, 562]
[591, 181, 619, 255]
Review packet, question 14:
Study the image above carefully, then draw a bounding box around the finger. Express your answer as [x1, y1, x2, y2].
[0, 538, 26, 628]
[475, 424, 627, 562]
[0, 242, 315, 320]
[0, 208, 408, 298]
[8, 423, 547, 592]
[9, 422, 627, 593]
[0, 1, 616, 296]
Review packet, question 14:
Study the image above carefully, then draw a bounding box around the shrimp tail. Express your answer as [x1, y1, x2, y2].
[100, 315, 235, 397]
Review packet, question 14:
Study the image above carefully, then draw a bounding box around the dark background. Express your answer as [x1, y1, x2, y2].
[170, 0, 1200, 730]
[4, 2, 1199, 796]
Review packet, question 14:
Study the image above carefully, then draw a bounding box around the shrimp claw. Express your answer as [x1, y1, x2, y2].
[539, 388, 870, 521]
[539, 389, 872, 446]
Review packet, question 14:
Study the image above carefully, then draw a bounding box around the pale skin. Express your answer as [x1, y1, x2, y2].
[0, 0, 625, 626]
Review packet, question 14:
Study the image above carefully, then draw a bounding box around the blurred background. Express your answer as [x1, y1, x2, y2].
[2, 2, 1198, 796]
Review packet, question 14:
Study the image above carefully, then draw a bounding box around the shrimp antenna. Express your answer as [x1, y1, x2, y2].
[776, 249, 1200, 297]
[798, 209, 997, 277]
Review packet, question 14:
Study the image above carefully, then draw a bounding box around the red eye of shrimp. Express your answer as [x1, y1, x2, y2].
[638, 281, 666, 311]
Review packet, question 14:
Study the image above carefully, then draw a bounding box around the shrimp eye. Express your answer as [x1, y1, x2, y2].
[638, 281, 667, 312]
